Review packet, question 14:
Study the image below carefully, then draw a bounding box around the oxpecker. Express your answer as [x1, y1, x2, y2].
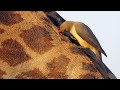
[59, 21, 116, 79]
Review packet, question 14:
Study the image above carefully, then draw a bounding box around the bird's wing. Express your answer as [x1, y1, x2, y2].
[74, 22, 107, 57]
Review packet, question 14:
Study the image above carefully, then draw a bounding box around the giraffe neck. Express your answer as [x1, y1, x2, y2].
[0, 11, 104, 79]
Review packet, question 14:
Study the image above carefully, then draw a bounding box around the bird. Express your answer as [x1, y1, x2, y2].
[59, 21, 117, 79]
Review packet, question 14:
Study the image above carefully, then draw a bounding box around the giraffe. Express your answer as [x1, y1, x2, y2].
[0, 11, 104, 79]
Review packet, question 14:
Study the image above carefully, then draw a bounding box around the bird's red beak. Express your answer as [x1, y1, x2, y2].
[58, 29, 62, 33]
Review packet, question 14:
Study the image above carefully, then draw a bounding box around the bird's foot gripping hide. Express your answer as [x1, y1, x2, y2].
[78, 46, 86, 51]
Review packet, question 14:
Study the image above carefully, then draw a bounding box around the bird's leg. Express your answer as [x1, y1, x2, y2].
[78, 47, 96, 59]
[78, 46, 85, 50]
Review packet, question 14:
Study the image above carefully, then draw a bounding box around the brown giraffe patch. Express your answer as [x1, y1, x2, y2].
[0, 28, 5, 34]
[0, 70, 6, 79]
[0, 11, 23, 25]
[0, 39, 31, 66]
[79, 73, 97, 79]
[40, 17, 53, 29]
[47, 54, 70, 79]
[82, 62, 97, 72]
[15, 68, 46, 79]
[20, 25, 54, 54]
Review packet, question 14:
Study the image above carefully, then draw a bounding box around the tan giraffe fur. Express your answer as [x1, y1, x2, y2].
[0, 11, 104, 79]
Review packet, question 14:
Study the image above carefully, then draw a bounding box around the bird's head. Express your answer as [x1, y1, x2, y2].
[59, 21, 74, 33]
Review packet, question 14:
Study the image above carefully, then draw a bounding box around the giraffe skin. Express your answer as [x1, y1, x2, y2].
[0, 11, 104, 79]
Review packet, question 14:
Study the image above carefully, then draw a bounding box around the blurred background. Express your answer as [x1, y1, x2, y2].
[57, 11, 120, 79]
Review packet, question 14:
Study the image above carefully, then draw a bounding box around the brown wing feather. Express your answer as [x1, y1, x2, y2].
[75, 22, 107, 57]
